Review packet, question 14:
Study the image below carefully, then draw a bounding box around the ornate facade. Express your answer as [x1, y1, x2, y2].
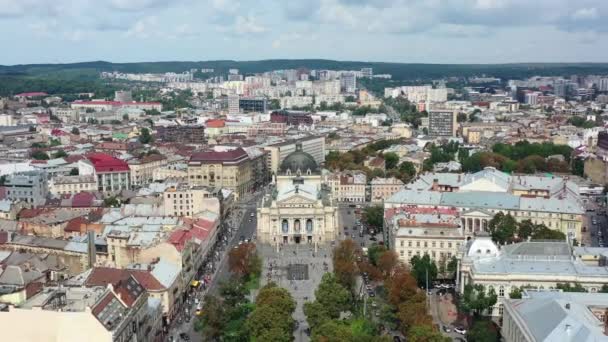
[257, 143, 339, 247]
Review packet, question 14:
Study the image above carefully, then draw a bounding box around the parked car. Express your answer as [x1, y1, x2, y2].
[454, 327, 467, 335]
[442, 325, 451, 333]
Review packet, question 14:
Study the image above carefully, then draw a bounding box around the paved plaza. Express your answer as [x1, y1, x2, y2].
[257, 243, 334, 342]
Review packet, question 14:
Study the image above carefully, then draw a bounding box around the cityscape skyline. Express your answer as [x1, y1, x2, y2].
[0, 0, 607, 65]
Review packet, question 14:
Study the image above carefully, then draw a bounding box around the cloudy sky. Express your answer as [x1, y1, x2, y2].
[0, 0, 606, 65]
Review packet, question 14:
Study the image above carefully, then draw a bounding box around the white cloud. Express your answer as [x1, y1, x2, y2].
[572, 7, 599, 21]
[223, 14, 267, 35]
[125, 16, 159, 38]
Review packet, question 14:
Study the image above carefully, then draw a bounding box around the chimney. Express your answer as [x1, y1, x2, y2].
[432, 178, 439, 191]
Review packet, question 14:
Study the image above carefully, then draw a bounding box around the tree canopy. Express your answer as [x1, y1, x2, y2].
[459, 284, 498, 317]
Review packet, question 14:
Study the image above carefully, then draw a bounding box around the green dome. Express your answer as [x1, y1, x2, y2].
[280, 145, 319, 174]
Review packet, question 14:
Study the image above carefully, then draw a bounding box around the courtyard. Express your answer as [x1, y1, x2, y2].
[257, 243, 334, 342]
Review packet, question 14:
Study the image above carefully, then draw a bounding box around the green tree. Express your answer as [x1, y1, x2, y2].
[69, 168, 79, 176]
[103, 196, 120, 208]
[363, 205, 384, 231]
[31, 150, 49, 160]
[517, 220, 536, 240]
[219, 279, 248, 307]
[246, 283, 295, 342]
[71, 127, 80, 135]
[467, 319, 499, 342]
[572, 158, 585, 177]
[459, 284, 498, 317]
[457, 112, 468, 122]
[509, 287, 523, 299]
[488, 212, 517, 245]
[139, 127, 152, 144]
[556, 282, 587, 292]
[410, 254, 438, 289]
[367, 243, 386, 266]
[53, 149, 68, 159]
[383, 152, 400, 170]
[269, 99, 281, 110]
[531, 226, 566, 240]
[312, 320, 353, 342]
[333, 239, 360, 291]
[304, 301, 330, 331]
[316, 273, 350, 314]
[446, 256, 459, 275]
[398, 161, 417, 183]
[199, 295, 226, 341]
[407, 325, 450, 342]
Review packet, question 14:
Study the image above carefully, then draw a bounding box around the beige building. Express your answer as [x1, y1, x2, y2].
[390, 123, 413, 138]
[48, 175, 97, 196]
[459, 236, 608, 317]
[129, 154, 167, 187]
[0, 282, 157, 342]
[326, 171, 367, 203]
[162, 185, 220, 217]
[257, 145, 339, 247]
[187, 147, 253, 200]
[153, 164, 188, 182]
[386, 207, 463, 264]
[370, 177, 405, 203]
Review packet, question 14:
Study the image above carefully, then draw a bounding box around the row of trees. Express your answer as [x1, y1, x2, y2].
[461, 141, 574, 174]
[198, 243, 263, 340]
[332, 240, 449, 341]
[489, 213, 566, 245]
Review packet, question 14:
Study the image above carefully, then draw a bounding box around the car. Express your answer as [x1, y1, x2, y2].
[179, 333, 190, 341]
[454, 327, 467, 335]
[442, 325, 451, 333]
[250, 213, 254, 217]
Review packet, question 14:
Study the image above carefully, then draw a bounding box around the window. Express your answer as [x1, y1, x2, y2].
[408, 241, 412, 247]
[416, 241, 420, 247]
[424, 242, 428, 248]
[400, 241, 404, 247]
[432, 242, 436, 248]
[499, 286, 505, 297]
[400, 251, 404, 256]
[448, 242, 452, 248]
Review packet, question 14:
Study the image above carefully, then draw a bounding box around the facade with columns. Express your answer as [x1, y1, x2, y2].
[256, 143, 339, 247]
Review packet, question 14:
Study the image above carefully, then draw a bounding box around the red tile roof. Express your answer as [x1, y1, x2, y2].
[205, 119, 225, 128]
[87, 153, 130, 173]
[72, 192, 95, 207]
[86, 267, 165, 291]
[167, 229, 190, 252]
[189, 147, 248, 164]
[15, 92, 48, 97]
[64, 217, 87, 233]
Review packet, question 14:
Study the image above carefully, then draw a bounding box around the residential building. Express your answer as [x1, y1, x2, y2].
[155, 125, 205, 144]
[326, 171, 367, 203]
[502, 291, 608, 342]
[128, 154, 168, 187]
[79, 153, 130, 194]
[153, 164, 188, 182]
[227, 95, 239, 115]
[370, 177, 405, 203]
[162, 185, 220, 217]
[0, 281, 158, 342]
[428, 110, 458, 137]
[386, 207, 463, 263]
[340, 73, 357, 93]
[5, 170, 48, 207]
[48, 175, 97, 196]
[187, 147, 253, 199]
[257, 145, 339, 246]
[459, 236, 608, 317]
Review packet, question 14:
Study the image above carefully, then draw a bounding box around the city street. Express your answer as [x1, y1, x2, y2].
[582, 196, 607, 247]
[168, 192, 264, 342]
[338, 206, 383, 249]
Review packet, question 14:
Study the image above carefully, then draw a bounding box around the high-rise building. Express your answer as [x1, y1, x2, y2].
[599, 78, 608, 91]
[228, 95, 240, 114]
[239, 97, 267, 113]
[428, 110, 457, 137]
[340, 73, 357, 93]
[361, 68, 373, 78]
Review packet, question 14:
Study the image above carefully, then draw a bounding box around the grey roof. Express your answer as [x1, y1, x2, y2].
[150, 258, 179, 288]
[440, 191, 520, 210]
[507, 292, 608, 342]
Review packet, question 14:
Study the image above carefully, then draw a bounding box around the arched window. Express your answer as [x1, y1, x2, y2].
[294, 219, 301, 232]
[282, 220, 289, 233]
[306, 219, 313, 233]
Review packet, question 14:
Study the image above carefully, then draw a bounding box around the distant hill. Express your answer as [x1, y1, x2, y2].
[2, 59, 608, 81]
